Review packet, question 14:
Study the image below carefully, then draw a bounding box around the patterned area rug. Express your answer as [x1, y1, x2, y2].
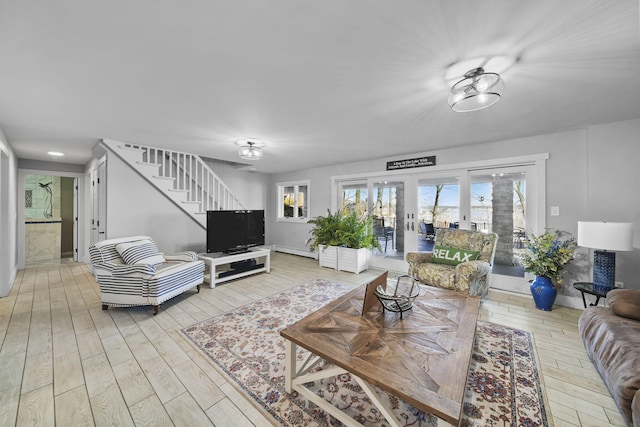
[181, 279, 550, 426]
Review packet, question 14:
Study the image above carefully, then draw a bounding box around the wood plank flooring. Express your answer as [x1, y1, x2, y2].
[0, 253, 626, 426]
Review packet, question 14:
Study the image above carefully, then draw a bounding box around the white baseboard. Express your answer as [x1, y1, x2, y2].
[555, 294, 589, 310]
[490, 287, 586, 310]
[271, 245, 317, 259]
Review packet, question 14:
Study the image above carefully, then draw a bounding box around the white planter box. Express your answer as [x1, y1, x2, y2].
[318, 245, 338, 269]
[337, 247, 369, 274]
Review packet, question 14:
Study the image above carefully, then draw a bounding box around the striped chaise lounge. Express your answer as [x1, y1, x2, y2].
[89, 235, 204, 315]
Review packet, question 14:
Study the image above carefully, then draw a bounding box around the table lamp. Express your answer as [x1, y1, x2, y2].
[577, 221, 634, 292]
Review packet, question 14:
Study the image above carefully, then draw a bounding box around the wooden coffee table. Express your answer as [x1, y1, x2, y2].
[280, 282, 480, 426]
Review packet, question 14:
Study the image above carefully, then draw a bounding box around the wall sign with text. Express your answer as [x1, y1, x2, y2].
[386, 156, 436, 171]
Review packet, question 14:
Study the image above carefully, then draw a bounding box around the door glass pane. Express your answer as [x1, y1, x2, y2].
[340, 182, 368, 215]
[470, 171, 526, 277]
[372, 180, 403, 258]
[417, 177, 459, 252]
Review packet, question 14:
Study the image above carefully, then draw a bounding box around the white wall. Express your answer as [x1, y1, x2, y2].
[105, 153, 207, 253]
[584, 119, 640, 288]
[103, 154, 270, 254]
[268, 118, 640, 290]
[0, 125, 18, 297]
[201, 159, 268, 210]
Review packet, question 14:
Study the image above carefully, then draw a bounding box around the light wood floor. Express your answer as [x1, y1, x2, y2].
[0, 252, 626, 427]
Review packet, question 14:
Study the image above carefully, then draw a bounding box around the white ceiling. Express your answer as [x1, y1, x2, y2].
[1, 1, 639, 173]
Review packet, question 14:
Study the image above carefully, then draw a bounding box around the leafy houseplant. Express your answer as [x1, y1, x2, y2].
[307, 210, 342, 252]
[521, 229, 576, 311]
[307, 210, 381, 251]
[307, 210, 381, 273]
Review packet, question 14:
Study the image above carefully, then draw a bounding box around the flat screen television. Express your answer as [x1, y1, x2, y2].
[206, 210, 265, 254]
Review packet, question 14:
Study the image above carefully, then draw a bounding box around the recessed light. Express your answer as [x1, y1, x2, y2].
[48, 151, 64, 157]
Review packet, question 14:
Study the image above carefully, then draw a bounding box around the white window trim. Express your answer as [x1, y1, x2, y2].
[276, 180, 310, 223]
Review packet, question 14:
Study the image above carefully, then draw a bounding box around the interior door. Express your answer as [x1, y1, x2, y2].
[91, 158, 107, 245]
[73, 177, 78, 261]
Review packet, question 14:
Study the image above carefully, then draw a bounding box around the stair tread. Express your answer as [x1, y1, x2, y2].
[167, 188, 189, 193]
[153, 175, 175, 181]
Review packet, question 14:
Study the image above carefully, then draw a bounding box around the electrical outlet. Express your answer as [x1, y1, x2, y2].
[550, 206, 560, 216]
[615, 281, 624, 288]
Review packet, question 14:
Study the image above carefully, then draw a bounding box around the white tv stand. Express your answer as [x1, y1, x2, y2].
[197, 247, 271, 288]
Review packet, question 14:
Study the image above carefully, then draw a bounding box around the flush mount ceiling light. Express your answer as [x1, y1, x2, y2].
[236, 139, 264, 160]
[47, 151, 64, 157]
[448, 67, 505, 112]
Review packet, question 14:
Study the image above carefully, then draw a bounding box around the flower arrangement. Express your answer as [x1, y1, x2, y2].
[521, 229, 576, 286]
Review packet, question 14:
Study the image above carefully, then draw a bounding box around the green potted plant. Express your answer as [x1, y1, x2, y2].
[307, 210, 381, 273]
[521, 229, 576, 311]
[307, 210, 342, 269]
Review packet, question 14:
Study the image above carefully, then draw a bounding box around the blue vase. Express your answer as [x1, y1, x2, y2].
[530, 276, 557, 311]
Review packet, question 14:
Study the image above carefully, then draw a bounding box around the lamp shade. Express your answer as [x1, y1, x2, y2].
[577, 221, 634, 251]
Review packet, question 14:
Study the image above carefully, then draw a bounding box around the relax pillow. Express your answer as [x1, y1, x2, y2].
[608, 289, 640, 321]
[431, 245, 480, 266]
[116, 240, 166, 266]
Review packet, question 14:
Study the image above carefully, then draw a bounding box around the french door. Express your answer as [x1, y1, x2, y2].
[338, 178, 411, 272]
[334, 156, 545, 293]
[467, 165, 540, 293]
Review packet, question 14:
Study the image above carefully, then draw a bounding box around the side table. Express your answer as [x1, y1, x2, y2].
[573, 282, 620, 308]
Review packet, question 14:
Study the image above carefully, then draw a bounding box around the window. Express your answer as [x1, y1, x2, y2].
[277, 181, 309, 221]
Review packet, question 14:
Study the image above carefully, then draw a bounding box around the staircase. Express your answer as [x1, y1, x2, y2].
[102, 139, 245, 228]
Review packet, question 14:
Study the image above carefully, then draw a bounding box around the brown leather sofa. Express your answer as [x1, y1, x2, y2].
[578, 289, 640, 427]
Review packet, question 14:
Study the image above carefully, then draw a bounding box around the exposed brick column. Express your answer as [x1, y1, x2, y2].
[492, 176, 513, 265]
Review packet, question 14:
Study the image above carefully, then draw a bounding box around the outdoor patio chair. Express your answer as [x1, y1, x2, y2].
[420, 222, 436, 241]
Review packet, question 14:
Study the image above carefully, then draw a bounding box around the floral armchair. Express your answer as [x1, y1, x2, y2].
[406, 229, 498, 298]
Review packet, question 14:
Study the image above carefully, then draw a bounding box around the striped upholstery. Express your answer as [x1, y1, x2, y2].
[164, 252, 198, 262]
[90, 235, 151, 264]
[89, 236, 204, 314]
[116, 240, 166, 265]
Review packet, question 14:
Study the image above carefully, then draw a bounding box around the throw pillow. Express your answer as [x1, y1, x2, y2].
[431, 245, 480, 266]
[608, 289, 640, 321]
[116, 240, 166, 266]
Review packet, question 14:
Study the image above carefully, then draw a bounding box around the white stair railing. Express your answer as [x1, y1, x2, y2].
[102, 139, 244, 227]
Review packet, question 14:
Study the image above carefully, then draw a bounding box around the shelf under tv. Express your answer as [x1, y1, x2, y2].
[197, 247, 271, 288]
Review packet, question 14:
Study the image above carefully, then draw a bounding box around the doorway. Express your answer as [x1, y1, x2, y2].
[333, 154, 546, 293]
[22, 174, 75, 266]
[18, 169, 84, 269]
[1, 149, 12, 296]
